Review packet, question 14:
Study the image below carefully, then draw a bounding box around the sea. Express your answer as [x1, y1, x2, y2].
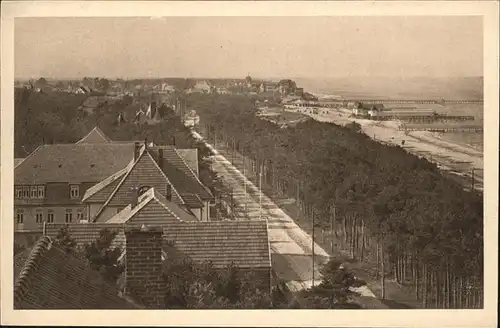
[295, 76, 484, 151]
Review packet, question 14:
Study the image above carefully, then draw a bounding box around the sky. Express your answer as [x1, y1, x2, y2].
[14, 16, 483, 79]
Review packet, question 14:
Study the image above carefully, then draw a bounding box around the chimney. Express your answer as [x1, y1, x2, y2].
[134, 142, 141, 161]
[124, 225, 164, 309]
[131, 187, 139, 208]
[171, 136, 176, 147]
[144, 138, 148, 149]
[166, 183, 172, 201]
[158, 148, 164, 169]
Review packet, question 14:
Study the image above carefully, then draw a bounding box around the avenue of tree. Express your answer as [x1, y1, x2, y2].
[186, 92, 484, 309]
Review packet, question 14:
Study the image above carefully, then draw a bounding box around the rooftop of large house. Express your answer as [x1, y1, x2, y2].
[28, 219, 271, 270]
[14, 235, 142, 309]
[14, 143, 135, 184]
[15, 127, 210, 201]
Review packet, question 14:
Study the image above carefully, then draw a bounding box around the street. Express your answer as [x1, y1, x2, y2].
[190, 131, 385, 307]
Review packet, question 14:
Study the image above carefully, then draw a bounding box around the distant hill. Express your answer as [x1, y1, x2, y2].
[294, 76, 483, 101]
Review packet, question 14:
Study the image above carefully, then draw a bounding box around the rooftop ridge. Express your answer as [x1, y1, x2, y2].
[93, 148, 185, 222]
[14, 236, 53, 302]
[92, 147, 146, 222]
[143, 150, 185, 205]
[76, 126, 111, 144]
[174, 148, 200, 179]
[82, 167, 128, 202]
[14, 144, 44, 171]
[150, 188, 186, 222]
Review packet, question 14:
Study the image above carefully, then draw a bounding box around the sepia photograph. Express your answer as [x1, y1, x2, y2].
[1, 1, 498, 327]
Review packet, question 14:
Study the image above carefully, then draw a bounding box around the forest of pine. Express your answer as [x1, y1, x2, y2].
[186, 92, 484, 309]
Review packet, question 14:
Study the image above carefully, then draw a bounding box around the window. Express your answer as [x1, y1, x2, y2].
[15, 186, 23, 199]
[37, 186, 45, 199]
[77, 209, 85, 221]
[65, 209, 73, 223]
[36, 209, 43, 223]
[70, 185, 80, 199]
[30, 186, 38, 198]
[16, 209, 24, 224]
[47, 210, 55, 223]
[23, 186, 30, 198]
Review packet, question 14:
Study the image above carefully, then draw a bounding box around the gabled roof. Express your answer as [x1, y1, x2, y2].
[15, 144, 135, 184]
[14, 235, 141, 309]
[149, 146, 213, 200]
[93, 147, 184, 221]
[82, 167, 129, 202]
[107, 187, 197, 224]
[76, 126, 112, 144]
[163, 220, 271, 269]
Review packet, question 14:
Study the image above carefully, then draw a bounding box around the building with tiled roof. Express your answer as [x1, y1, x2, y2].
[14, 128, 214, 248]
[106, 187, 198, 225]
[76, 126, 112, 144]
[17, 219, 273, 300]
[13, 235, 142, 309]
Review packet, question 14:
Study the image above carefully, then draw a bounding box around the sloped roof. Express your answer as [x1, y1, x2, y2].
[82, 167, 129, 203]
[176, 149, 199, 176]
[107, 187, 197, 224]
[14, 158, 25, 167]
[163, 220, 271, 269]
[179, 193, 204, 208]
[14, 236, 141, 309]
[19, 219, 271, 271]
[41, 223, 127, 250]
[149, 146, 213, 200]
[15, 144, 135, 184]
[94, 147, 185, 220]
[76, 126, 112, 144]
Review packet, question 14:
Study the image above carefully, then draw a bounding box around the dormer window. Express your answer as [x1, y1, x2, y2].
[70, 185, 80, 199]
[138, 186, 151, 196]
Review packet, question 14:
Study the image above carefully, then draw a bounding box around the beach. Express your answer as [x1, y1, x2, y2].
[289, 107, 484, 191]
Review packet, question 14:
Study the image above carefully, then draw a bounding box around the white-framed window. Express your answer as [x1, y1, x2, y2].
[77, 208, 85, 221]
[16, 209, 24, 224]
[70, 185, 80, 199]
[30, 186, 38, 198]
[15, 186, 23, 199]
[35, 209, 43, 223]
[47, 210, 55, 223]
[37, 185, 45, 199]
[22, 186, 30, 198]
[65, 209, 73, 223]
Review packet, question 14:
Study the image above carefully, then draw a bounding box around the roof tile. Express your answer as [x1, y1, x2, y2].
[15, 144, 135, 184]
[14, 236, 141, 309]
